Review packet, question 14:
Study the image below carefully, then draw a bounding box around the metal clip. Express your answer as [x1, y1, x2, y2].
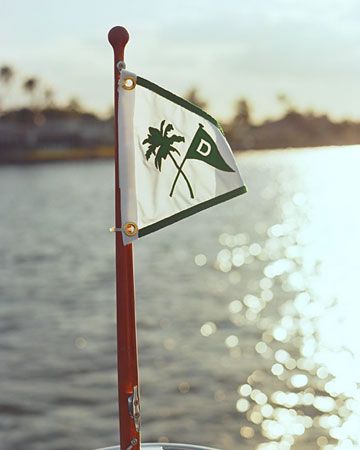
[117, 60, 126, 71]
[109, 227, 122, 232]
[109, 223, 138, 236]
[128, 386, 141, 431]
[125, 438, 138, 450]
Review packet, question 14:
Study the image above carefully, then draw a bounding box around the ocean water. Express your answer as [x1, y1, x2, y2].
[0, 147, 359, 450]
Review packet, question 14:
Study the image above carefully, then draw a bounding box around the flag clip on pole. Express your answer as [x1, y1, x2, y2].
[108, 26, 141, 450]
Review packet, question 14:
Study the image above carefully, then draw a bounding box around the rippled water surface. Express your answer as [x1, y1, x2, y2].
[1, 147, 360, 450]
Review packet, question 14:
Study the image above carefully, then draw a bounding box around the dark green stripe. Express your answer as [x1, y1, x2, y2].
[137, 76, 221, 130]
[138, 185, 247, 238]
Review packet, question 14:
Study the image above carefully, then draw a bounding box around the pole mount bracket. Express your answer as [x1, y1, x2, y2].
[128, 385, 141, 432]
[125, 438, 138, 450]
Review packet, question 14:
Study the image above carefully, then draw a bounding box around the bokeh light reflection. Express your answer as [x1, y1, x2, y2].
[209, 150, 360, 448]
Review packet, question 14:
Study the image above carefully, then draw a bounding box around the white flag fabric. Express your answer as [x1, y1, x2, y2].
[118, 69, 247, 244]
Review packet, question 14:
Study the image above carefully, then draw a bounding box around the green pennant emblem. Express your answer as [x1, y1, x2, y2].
[142, 121, 235, 199]
[185, 124, 235, 172]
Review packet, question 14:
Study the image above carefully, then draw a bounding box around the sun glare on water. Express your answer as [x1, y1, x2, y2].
[200, 147, 360, 449]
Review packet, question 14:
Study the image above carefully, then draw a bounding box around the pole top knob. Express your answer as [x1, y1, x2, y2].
[108, 26, 129, 51]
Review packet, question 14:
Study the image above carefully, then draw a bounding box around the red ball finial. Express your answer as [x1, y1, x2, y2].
[108, 26, 129, 52]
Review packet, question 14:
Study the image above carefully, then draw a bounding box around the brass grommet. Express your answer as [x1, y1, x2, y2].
[123, 222, 138, 236]
[122, 76, 136, 90]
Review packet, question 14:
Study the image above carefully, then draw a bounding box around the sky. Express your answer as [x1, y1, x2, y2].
[1, 0, 360, 122]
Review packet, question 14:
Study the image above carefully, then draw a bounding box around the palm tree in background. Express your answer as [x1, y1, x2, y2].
[23, 77, 39, 109]
[142, 120, 194, 198]
[234, 99, 251, 126]
[0, 65, 14, 85]
[43, 87, 55, 108]
[66, 97, 82, 113]
[277, 93, 294, 114]
[185, 87, 207, 111]
[0, 65, 15, 112]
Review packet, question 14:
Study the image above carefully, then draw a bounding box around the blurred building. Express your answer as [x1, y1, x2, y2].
[0, 109, 114, 163]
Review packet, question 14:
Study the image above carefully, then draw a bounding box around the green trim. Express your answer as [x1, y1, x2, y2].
[137, 76, 221, 130]
[138, 185, 247, 238]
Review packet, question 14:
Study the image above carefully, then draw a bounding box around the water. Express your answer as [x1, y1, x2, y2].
[0, 147, 360, 450]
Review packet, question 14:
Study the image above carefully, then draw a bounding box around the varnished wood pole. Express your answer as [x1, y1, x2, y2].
[108, 26, 140, 450]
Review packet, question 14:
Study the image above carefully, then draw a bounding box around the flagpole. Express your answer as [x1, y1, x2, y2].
[108, 26, 141, 450]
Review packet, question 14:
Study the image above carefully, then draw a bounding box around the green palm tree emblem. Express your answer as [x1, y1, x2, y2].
[142, 120, 194, 198]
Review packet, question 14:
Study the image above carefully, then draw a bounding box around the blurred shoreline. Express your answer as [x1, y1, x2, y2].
[3, 104, 360, 165]
[2, 107, 360, 164]
[2, 88, 360, 164]
[0, 144, 114, 165]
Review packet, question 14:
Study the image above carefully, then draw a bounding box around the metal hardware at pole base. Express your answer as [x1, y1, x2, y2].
[125, 438, 138, 450]
[128, 386, 141, 431]
[94, 443, 223, 450]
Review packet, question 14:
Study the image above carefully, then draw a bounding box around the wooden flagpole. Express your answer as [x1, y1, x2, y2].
[108, 26, 141, 450]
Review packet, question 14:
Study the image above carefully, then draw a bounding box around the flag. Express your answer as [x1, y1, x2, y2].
[117, 69, 247, 244]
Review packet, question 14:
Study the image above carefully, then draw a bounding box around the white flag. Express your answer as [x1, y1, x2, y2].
[118, 69, 247, 244]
